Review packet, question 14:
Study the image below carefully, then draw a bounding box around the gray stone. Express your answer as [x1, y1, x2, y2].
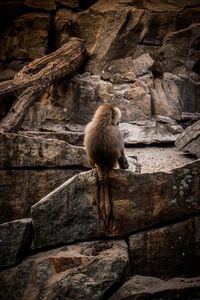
[0, 132, 89, 168]
[120, 118, 183, 145]
[19, 130, 84, 146]
[132, 53, 154, 77]
[32, 160, 200, 248]
[129, 216, 200, 278]
[175, 120, 200, 158]
[110, 275, 200, 300]
[0, 218, 32, 268]
[0, 240, 129, 300]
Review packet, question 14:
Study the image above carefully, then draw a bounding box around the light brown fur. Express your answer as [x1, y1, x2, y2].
[84, 103, 129, 226]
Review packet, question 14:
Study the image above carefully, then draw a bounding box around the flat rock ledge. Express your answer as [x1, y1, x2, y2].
[32, 159, 200, 249]
[0, 132, 89, 168]
[175, 120, 200, 158]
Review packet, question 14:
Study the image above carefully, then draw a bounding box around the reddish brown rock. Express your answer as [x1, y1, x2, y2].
[0, 240, 129, 300]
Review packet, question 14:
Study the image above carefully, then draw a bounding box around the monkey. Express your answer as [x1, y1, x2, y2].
[84, 103, 129, 227]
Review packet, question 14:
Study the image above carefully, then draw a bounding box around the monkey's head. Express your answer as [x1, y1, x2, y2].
[93, 103, 121, 126]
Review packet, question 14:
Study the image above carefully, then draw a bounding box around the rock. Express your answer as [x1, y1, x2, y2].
[129, 216, 200, 278]
[25, 0, 56, 11]
[150, 74, 182, 120]
[22, 71, 196, 133]
[54, 4, 164, 75]
[54, 9, 74, 48]
[130, 0, 200, 12]
[21, 74, 115, 128]
[0, 13, 50, 61]
[121, 79, 152, 121]
[0, 218, 32, 268]
[0, 240, 129, 300]
[177, 6, 200, 31]
[126, 145, 196, 174]
[168, 73, 200, 115]
[56, 0, 79, 9]
[101, 57, 137, 83]
[0, 132, 89, 168]
[175, 120, 200, 158]
[19, 130, 84, 146]
[120, 117, 183, 145]
[132, 53, 154, 77]
[110, 275, 200, 300]
[22, 74, 152, 128]
[32, 160, 200, 248]
[0, 168, 84, 224]
[154, 24, 200, 75]
[100, 53, 154, 83]
[127, 156, 141, 174]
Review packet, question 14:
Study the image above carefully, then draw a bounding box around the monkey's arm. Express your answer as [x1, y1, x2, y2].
[117, 130, 129, 169]
[118, 153, 129, 169]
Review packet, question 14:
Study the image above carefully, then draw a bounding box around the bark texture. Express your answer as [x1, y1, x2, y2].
[0, 39, 87, 132]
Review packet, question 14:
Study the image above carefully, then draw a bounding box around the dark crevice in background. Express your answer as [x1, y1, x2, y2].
[47, 12, 57, 53]
[0, 1, 27, 33]
[78, 0, 98, 9]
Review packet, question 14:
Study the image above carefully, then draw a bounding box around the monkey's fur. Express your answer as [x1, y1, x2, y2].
[84, 103, 129, 226]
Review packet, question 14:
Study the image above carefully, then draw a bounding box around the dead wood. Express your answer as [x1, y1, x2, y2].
[0, 38, 87, 132]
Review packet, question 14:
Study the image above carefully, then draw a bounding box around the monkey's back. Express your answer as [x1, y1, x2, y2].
[84, 121, 122, 170]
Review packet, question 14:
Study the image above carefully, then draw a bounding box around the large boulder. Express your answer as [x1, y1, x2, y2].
[150, 73, 200, 120]
[0, 168, 83, 224]
[0, 132, 89, 168]
[110, 275, 200, 300]
[0, 240, 129, 300]
[32, 160, 200, 248]
[0, 132, 89, 223]
[129, 216, 200, 278]
[0, 218, 32, 268]
[154, 24, 200, 75]
[120, 117, 183, 145]
[175, 120, 200, 158]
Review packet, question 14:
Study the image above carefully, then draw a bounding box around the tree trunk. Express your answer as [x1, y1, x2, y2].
[0, 38, 87, 132]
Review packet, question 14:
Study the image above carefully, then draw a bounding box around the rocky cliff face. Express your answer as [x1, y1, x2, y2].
[0, 0, 200, 299]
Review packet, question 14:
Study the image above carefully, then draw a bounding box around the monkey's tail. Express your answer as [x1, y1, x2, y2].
[102, 169, 111, 228]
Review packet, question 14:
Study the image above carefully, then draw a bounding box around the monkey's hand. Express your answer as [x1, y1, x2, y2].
[118, 156, 129, 169]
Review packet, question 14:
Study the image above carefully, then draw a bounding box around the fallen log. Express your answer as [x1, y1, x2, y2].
[0, 38, 87, 132]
